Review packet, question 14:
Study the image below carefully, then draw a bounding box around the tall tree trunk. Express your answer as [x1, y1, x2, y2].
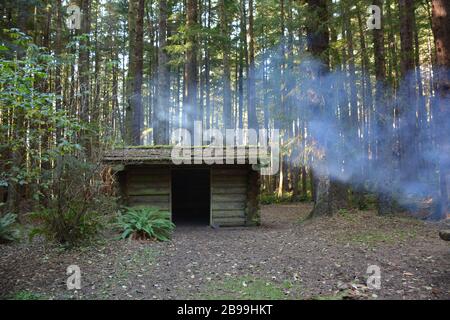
[307, 0, 348, 217]
[155, 0, 170, 144]
[92, 4, 101, 150]
[287, 0, 299, 198]
[386, 0, 399, 93]
[398, 0, 419, 183]
[205, 0, 212, 132]
[431, 0, 450, 219]
[238, 0, 247, 136]
[125, 1, 136, 145]
[247, 0, 258, 131]
[55, 0, 63, 143]
[79, 0, 91, 153]
[372, 0, 395, 215]
[277, 0, 288, 197]
[184, 0, 199, 138]
[132, 0, 145, 145]
[342, 1, 363, 207]
[125, 0, 144, 145]
[356, 4, 373, 209]
[145, 5, 155, 144]
[220, 0, 232, 130]
[413, 11, 426, 137]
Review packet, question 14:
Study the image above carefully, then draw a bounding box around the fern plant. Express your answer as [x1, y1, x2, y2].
[117, 207, 175, 241]
[0, 213, 20, 243]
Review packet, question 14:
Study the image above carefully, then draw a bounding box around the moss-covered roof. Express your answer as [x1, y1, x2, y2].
[103, 146, 267, 165]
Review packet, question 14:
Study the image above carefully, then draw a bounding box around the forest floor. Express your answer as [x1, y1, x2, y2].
[0, 203, 449, 300]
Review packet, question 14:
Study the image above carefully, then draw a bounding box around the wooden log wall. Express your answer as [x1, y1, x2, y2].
[211, 167, 259, 227]
[124, 166, 171, 212]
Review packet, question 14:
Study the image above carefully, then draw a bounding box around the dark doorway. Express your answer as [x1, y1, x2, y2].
[171, 169, 210, 225]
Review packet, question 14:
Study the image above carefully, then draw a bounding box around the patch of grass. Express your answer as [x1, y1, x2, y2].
[317, 209, 423, 247]
[9, 290, 45, 300]
[115, 246, 159, 280]
[297, 214, 312, 225]
[297, 217, 307, 225]
[201, 276, 300, 300]
[337, 209, 358, 222]
[130, 246, 159, 265]
[389, 215, 423, 226]
[341, 229, 416, 247]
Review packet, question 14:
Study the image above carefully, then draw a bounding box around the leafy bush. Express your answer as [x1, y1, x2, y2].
[29, 156, 118, 247]
[0, 213, 20, 243]
[29, 206, 104, 246]
[117, 207, 175, 241]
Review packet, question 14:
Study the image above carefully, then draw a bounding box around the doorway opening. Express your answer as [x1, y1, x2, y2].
[171, 169, 210, 225]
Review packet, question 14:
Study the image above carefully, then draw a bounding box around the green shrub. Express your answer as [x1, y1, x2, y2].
[0, 213, 20, 243]
[29, 205, 104, 246]
[28, 156, 118, 247]
[117, 207, 175, 241]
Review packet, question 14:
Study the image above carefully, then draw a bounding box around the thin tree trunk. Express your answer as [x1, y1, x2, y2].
[55, 0, 63, 142]
[247, 0, 258, 131]
[205, 0, 212, 132]
[220, 0, 232, 130]
[238, 0, 247, 136]
[79, 0, 91, 153]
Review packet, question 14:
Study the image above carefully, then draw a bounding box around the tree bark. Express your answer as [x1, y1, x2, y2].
[238, 0, 247, 135]
[55, 0, 63, 142]
[184, 0, 199, 138]
[398, 0, 418, 182]
[307, 0, 348, 217]
[155, 0, 170, 144]
[372, 0, 395, 215]
[125, 0, 145, 145]
[220, 0, 232, 130]
[247, 0, 258, 131]
[133, 0, 145, 145]
[79, 0, 91, 153]
[205, 0, 212, 131]
[431, 0, 450, 219]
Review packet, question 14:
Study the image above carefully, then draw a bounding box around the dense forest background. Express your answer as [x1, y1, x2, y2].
[0, 0, 449, 222]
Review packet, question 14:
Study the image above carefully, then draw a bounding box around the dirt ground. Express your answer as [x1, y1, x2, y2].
[0, 203, 449, 300]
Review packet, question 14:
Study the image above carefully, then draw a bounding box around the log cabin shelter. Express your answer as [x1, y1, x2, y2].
[103, 147, 262, 227]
